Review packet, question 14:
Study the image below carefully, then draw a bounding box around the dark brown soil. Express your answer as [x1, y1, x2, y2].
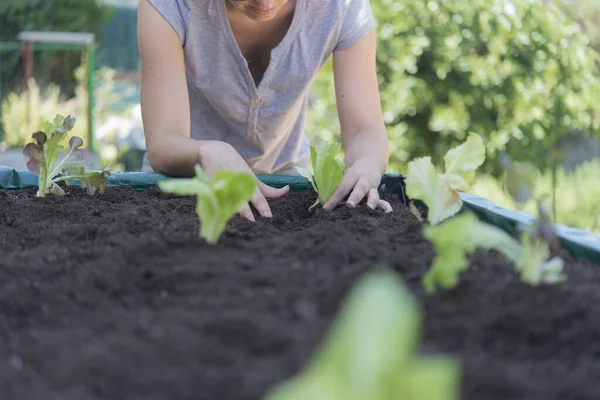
[0, 187, 599, 400]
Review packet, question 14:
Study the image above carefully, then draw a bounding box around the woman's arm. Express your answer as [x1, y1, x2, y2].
[138, 0, 203, 177]
[323, 29, 391, 211]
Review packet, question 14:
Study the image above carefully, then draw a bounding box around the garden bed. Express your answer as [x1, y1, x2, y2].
[1, 187, 599, 399]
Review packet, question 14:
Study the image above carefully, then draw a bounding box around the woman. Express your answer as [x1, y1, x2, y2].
[138, 0, 392, 220]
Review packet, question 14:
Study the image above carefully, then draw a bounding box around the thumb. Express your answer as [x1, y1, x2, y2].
[259, 182, 290, 199]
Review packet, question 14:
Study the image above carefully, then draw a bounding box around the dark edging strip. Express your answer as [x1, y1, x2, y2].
[461, 192, 600, 264]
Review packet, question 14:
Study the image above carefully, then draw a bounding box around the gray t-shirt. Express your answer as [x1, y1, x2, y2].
[147, 0, 375, 174]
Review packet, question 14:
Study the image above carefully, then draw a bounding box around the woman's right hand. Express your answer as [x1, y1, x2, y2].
[198, 141, 290, 221]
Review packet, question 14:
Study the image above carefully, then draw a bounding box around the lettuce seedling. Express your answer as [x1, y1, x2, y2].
[296, 142, 344, 210]
[158, 165, 256, 244]
[502, 157, 565, 285]
[265, 269, 459, 400]
[405, 133, 485, 225]
[22, 114, 111, 197]
[513, 203, 565, 285]
[423, 194, 564, 293]
[422, 212, 522, 294]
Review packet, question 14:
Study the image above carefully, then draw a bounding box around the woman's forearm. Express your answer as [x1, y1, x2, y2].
[146, 136, 207, 177]
[343, 128, 389, 175]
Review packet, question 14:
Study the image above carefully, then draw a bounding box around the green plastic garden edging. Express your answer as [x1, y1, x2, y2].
[2, 166, 599, 264]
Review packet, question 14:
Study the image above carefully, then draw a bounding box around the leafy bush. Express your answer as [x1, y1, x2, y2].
[1, 55, 119, 160]
[307, 0, 600, 175]
[1, 79, 62, 149]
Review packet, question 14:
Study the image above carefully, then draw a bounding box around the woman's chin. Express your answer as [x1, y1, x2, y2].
[244, 6, 278, 21]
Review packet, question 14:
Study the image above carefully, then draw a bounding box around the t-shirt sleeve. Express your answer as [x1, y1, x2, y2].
[335, 0, 376, 51]
[147, 0, 190, 46]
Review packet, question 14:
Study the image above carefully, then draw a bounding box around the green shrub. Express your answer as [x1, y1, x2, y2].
[0, 79, 63, 148]
[307, 0, 600, 175]
[1, 56, 118, 159]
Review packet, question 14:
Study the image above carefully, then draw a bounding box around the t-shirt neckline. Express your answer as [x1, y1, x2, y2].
[216, 0, 304, 96]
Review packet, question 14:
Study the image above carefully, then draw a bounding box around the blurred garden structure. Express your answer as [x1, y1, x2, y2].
[0, 0, 600, 233]
[0, 0, 142, 172]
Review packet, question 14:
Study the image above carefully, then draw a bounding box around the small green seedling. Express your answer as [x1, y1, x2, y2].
[265, 269, 459, 400]
[421, 209, 564, 293]
[23, 114, 111, 198]
[501, 156, 565, 285]
[422, 212, 523, 294]
[158, 165, 256, 245]
[419, 155, 565, 294]
[296, 142, 344, 211]
[405, 133, 485, 225]
[518, 208, 565, 285]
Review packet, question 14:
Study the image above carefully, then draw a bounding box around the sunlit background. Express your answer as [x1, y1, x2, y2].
[0, 0, 599, 232]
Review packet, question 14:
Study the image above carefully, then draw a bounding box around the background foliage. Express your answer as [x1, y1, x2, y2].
[0, 0, 113, 98]
[561, 0, 600, 52]
[307, 0, 600, 175]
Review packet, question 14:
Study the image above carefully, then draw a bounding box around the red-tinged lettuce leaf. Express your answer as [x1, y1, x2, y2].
[54, 136, 94, 175]
[22, 131, 47, 175]
[57, 116, 76, 133]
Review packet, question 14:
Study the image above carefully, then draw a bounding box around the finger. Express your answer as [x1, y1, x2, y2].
[322, 173, 359, 211]
[239, 203, 256, 221]
[345, 176, 372, 208]
[251, 189, 273, 218]
[259, 182, 290, 199]
[365, 188, 380, 210]
[378, 199, 393, 213]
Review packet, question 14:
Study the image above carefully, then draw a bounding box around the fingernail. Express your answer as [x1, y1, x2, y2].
[368, 202, 375, 210]
[347, 200, 356, 208]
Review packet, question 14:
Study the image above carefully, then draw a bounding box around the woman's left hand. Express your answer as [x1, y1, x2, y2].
[322, 162, 393, 213]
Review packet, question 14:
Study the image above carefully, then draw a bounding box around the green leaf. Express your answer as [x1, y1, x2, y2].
[49, 183, 65, 197]
[397, 356, 460, 400]
[518, 228, 565, 285]
[306, 142, 345, 204]
[211, 170, 256, 243]
[422, 212, 522, 293]
[443, 133, 486, 190]
[406, 134, 486, 225]
[265, 270, 459, 400]
[158, 166, 256, 244]
[158, 178, 212, 197]
[406, 157, 462, 225]
[196, 192, 220, 244]
[74, 165, 113, 195]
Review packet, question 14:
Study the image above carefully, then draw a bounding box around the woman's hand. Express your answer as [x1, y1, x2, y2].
[199, 141, 289, 221]
[322, 159, 392, 213]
